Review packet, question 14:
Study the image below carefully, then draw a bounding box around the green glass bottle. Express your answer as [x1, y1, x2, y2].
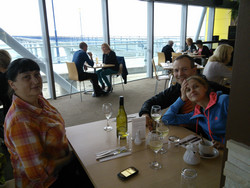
[116, 96, 128, 139]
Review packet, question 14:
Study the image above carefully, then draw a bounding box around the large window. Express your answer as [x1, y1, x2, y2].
[154, 2, 182, 60]
[187, 5, 207, 42]
[0, 0, 51, 98]
[45, 0, 104, 97]
[108, 0, 147, 81]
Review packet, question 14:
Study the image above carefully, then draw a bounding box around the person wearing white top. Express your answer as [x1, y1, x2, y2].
[203, 44, 233, 85]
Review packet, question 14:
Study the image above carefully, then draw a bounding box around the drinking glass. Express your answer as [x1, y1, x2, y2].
[151, 105, 162, 130]
[180, 168, 197, 188]
[102, 103, 113, 131]
[148, 130, 163, 170]
[156, 121, 169, 154]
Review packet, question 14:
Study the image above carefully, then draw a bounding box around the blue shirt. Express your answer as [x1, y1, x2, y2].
[72, 50, 94, 77]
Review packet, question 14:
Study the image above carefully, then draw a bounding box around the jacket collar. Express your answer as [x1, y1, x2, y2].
[193, 92, 217, 116]
[13, 94, 45, 114]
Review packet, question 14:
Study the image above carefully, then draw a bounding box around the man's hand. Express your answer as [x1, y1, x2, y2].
[181, 79, 188, 101]
[84, 65, 88, 71]
[87, 52, 93, 58]
[142, 114, 153, 131]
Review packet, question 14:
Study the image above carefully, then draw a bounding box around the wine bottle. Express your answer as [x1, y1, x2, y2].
[116, 96, 128, 139]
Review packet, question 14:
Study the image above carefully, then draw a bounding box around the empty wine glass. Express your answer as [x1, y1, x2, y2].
[148, 130, 163, 170]
[102, 103, 113, 132]
[156, 121, 169, 154]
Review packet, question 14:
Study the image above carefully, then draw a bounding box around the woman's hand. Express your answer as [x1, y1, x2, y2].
[181, 79, 188, 102]
[212, 140, 224, 150]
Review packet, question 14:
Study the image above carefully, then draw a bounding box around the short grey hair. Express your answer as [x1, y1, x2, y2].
[168, 40, 174, 45]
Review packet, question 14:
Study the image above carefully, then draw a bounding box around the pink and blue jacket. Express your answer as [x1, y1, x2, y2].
[162, 91, 229, 143]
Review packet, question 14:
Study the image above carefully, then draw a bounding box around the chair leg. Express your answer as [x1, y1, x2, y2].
[168, 75, 173, 88]
[79, 81, 82, 102]
[83, 81, 87, 94]
[70, 80, 74, 99]
[120, 76, 124, 91]
[164, 79, 167, 90]
[155, 80, 158, 94]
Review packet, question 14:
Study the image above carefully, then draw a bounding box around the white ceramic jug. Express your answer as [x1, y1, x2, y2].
[183, 144, 200, 165]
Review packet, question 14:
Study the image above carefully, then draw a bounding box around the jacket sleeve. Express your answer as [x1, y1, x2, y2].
[162, 97, 195, 125]
[139, 84, 181, 116]
[82, 52, 94, 67]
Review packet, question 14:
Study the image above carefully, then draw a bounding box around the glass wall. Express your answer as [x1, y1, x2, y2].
[187, 5, 207, 42]
[108, 0, 147, 81]
[0, 0, 51, 97]
[154, 2, 182, 61]
[45, 0, 104, 97]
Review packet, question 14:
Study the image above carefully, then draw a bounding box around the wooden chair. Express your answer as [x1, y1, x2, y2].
[152, 59, 170, 94]
[66, 62, 90, 102]
[157, 52, 166, 66]
[111, 63, 124, 92]
[172, 52, 182, 62]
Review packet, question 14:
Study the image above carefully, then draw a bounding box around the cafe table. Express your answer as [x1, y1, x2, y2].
[66, 116, 223, 188]
[88, 63, 115, 73]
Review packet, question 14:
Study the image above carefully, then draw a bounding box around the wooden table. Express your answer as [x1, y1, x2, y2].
[66, 118, 223, 188]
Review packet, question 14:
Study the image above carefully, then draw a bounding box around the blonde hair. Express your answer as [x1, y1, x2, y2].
[101, 43, 111, 51]
[208, 44, 233, 63]
[0, 49, 11, 69]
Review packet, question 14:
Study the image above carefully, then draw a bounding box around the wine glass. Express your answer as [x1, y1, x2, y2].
[156, 121, 169, 154]
[102, 103, 113, 132]
[148, 130, 163, 170]
[151, 105, 162, 130]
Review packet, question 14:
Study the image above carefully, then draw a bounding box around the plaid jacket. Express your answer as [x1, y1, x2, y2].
[4, 95, 69, 188]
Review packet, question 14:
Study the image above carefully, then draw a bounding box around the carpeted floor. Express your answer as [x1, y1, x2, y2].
[49, 77, 169, 127]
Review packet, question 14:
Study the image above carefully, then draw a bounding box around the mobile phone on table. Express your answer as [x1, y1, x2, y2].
[117, 167, 139, 181]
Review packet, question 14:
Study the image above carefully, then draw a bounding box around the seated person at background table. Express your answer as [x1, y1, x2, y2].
[183, 38, 197, 53]
[4, 58, 93, 188]
[96, 43, 119, 93]
[161, 40, 175, 62]
[162, 75, 229, 149]
[0, 49, 12, 140]
[203, 44, 233, 85]
[72, 42, 107, 97]
[193, 40, 211, 66]
[195, 40, 211, 58]
[0, 49, 12, 118]
[139, 55, 230, 131]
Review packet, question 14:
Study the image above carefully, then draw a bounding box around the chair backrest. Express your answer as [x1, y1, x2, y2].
[66, 62, 79, 81]
[152, 59, 158, 80]
[172, 52, 182, 62]
[118, 63, 123, 75]
[157, 52, 165, 66]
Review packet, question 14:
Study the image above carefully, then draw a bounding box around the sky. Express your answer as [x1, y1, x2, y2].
[0, 0, 205, 38]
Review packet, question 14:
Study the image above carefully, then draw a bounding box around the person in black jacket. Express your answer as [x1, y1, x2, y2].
[97, 43, 119, 93]
[195, 40, 211, 58]
[161, 40, 175, 62]
[0, 49, 12, 139]
[184, 38, 197, 53]
[139, 55, 230, 131]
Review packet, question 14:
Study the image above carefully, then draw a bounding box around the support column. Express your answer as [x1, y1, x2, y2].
[180, 5, 188, 51]
[147, 1, 154, 78]
[101, 0, 110, 45]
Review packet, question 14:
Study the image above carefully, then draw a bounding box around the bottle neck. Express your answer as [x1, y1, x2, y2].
[119, 97, 124, 106]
